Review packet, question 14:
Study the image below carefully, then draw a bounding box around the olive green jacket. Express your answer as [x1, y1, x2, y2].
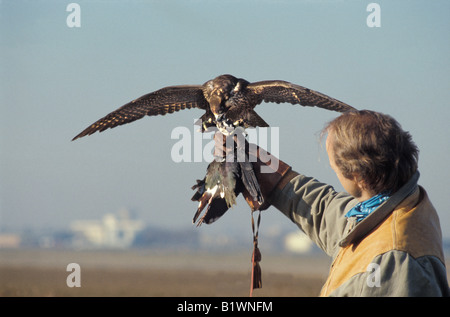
[271, 170, 449, 296]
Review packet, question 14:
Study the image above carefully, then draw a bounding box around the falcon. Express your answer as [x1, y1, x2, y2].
[72, 74, 355, 140]
[72, 74, 356, 225]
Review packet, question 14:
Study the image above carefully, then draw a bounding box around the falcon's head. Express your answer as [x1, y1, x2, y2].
[202, 74, 248, 117]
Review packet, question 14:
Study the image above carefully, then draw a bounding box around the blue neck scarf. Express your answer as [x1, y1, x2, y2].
[345, 192, 390, 223]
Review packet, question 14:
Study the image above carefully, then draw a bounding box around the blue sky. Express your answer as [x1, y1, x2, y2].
[1, 0, 449, 239]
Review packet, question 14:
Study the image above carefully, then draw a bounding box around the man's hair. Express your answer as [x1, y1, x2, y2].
[323, 110, 419, 194]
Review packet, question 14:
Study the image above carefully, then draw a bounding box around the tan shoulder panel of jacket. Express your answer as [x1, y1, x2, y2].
[319, 186, 445, 296]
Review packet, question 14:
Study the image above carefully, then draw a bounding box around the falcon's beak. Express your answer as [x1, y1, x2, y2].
[209, 92, 223, 117]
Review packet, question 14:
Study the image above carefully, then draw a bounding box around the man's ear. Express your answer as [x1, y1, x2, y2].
[353, 174, 375, 200]
[353, 174, 365, 190]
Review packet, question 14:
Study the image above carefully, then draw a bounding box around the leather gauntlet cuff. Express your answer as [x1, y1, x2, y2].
[244, 147, 293, 211]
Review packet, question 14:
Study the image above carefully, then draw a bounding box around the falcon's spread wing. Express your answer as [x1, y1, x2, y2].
[72, 85, 207, 141]
[246, 80, 356, 113]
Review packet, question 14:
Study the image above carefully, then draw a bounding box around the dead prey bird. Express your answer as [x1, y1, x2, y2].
[72, 74, 355, 225]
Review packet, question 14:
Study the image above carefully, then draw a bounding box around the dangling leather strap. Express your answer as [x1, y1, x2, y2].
[250, 210, 262, 296]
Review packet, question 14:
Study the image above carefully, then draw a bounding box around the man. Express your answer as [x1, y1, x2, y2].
[227, 110, 449, 296]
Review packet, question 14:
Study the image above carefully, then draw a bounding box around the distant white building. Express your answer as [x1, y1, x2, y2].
[284, 231, 314, 254]
[70, 209, 144, 249]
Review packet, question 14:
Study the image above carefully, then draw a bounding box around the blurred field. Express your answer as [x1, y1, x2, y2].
[0, 249, 330, 297]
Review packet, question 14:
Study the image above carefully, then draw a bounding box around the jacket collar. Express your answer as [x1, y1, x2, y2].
[339, 171, 420, 248]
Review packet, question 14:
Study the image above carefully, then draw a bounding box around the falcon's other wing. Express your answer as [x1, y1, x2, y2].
[246, 80, 356, 113]
[72, 85, 207, 141]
